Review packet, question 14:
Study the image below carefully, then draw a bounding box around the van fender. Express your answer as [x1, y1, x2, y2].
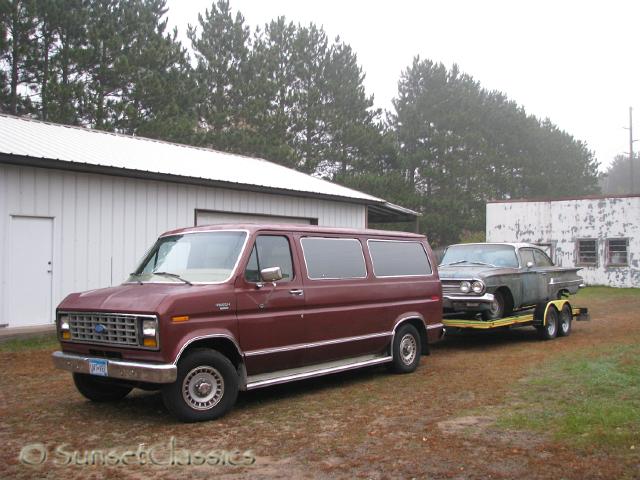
[391, 313, 430, 356]
[172, 329, 244, 365]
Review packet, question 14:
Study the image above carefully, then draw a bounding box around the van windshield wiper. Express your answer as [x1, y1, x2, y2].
[152, 271, 193, 285]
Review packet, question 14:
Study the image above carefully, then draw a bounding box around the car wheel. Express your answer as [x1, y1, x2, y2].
[389, 324, 421, 373]
[558, 304, 572, 337]
[537, 306, 558, 340]
[482, 291, 505, 320]
[73, 373, 132, 402]
[162, 348, 238, 423]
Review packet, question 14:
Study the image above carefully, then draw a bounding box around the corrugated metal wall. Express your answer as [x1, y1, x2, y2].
[486, 198, 639, 287]
[0, 164, 366, 324]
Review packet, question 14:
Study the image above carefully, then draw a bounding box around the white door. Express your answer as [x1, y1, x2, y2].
[196, 210, 313, 226]
[8, 216, 54, 327]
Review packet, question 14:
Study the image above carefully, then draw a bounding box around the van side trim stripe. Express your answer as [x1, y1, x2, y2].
[244, 331, 391, 357]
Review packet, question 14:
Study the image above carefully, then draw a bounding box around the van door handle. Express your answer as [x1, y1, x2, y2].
[289, 289, 304, 296]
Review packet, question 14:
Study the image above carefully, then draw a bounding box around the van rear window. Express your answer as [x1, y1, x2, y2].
[368, 240, 432, 277]
[300, 237, 367, 280]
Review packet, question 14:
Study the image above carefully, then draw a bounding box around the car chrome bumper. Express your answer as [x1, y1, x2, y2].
[52, 351, 177, 384]
[443, 292, 495, 310]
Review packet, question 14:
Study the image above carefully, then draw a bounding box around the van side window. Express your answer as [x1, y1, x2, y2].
[368, 240, 432, 277]
[244, 236, 294, 283]
[300, 237, 367, 280]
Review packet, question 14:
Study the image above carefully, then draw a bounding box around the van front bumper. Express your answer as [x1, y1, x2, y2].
[52, 351, 177, 384]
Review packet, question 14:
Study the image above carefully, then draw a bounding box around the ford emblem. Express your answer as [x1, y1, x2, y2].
[95, 324, 107, 334]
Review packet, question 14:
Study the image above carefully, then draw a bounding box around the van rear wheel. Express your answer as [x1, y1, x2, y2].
[389, 324, 421, 373]
[162, 348, 238, 422]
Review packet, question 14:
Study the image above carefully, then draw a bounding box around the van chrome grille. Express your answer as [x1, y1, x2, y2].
[67, 313, 141, 347]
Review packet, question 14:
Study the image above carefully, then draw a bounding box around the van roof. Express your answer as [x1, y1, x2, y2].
[160, 223, 426, 239]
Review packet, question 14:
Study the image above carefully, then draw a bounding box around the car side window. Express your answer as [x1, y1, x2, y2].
[533, 249, 553, 267]
[519, 249, 534, 268]
[244, 235, 294, 283]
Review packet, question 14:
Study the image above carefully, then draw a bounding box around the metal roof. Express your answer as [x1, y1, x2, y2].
[0, 115, 417, 218]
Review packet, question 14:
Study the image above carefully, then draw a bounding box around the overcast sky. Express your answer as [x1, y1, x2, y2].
[165, 0, 639, 171]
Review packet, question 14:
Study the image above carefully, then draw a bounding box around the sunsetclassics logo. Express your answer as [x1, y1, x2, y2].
[19, 437, 256, 467]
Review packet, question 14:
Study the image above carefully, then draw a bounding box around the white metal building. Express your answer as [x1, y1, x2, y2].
[0, 114, 416, 328]
[486, 195, 640, 288]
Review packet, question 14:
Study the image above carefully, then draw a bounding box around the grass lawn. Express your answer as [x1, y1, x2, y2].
[498, 342, 640, 452]
[0, 334, 58, 353]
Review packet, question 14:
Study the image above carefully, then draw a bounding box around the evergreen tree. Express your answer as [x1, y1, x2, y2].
[188, 0, 252, 151]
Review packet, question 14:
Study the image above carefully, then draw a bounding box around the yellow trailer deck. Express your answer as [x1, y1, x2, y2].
[443, 300, 590, 339]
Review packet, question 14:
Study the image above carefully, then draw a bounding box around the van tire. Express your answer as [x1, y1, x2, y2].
[73, 373, 132, 402]
[162, 348, 238, 422]
[389, 324, 421, 373]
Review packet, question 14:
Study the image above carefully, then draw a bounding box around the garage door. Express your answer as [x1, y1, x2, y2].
[195, 210, 313, 226]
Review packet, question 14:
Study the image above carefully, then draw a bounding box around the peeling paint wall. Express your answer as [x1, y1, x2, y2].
[487, 197, 640, 288]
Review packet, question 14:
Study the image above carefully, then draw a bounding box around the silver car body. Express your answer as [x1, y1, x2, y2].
[439, 243, 583, 316]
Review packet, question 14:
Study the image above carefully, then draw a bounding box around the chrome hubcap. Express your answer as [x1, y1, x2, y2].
[547, 318, 557, 335]
[399, 334, 417, 365]
[182, 366, 224, 411]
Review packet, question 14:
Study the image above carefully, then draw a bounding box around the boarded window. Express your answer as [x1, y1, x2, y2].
[301, 237, 367, 280]
[577, 239, 597, 266]
[607, 239, 629, 266]
[368, 240, 432, 277]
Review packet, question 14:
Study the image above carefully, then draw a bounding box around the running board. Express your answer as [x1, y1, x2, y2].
[245, 354, 392, 390]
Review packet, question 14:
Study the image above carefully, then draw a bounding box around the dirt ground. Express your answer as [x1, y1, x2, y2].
[1, 292, 639, 479]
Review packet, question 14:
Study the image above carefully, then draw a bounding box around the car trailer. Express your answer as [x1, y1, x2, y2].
[442, 299, 590, 340]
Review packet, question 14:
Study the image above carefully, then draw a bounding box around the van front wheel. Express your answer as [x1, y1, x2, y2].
[389, 324, 422, 373]
[162, 348, 238, 422]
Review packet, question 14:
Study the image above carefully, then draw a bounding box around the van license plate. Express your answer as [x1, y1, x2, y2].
[89, 359, 108, 377]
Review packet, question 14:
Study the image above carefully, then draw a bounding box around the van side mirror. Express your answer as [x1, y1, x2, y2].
[526, 261, 534, 269]
[260, 267, 283, 282]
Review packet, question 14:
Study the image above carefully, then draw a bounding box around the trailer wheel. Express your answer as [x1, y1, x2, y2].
[537, 306, 558, 340]
[558, 304, 572, 337]
[162, 348, 238, 422]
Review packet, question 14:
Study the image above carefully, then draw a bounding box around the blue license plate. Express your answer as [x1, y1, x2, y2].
[89, 359, 108, 377]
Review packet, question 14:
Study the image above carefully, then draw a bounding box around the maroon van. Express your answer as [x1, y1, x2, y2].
[52, 225, 444, 422]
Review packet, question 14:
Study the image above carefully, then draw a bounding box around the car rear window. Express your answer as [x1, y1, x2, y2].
[368, 240, 432, 277]
[300, 237, 367, 280]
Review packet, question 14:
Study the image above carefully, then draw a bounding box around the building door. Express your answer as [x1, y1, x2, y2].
[8, 216, 53, 327]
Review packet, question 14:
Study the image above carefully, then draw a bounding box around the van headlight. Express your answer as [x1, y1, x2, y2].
[141, 318, 159, 348]
[59, 314, 71, 340]
[471, 281, 485, 294]
[460, 281, 471, 293]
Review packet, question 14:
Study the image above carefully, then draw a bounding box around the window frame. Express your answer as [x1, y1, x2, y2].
[366, 239, 433, 278]
[532, 248, 554, 267]
[300, 236, 368, 281]
[605, 238, 629, 267]
[243, 234, 295, 284]
[575, 238, 598, 267]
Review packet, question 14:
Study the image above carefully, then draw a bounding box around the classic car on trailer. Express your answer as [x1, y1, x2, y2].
[439, 242, 583, 320]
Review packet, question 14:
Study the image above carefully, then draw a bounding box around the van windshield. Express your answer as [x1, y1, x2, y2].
[129, 231, 247, 284]
[440, 244, 519, 268]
